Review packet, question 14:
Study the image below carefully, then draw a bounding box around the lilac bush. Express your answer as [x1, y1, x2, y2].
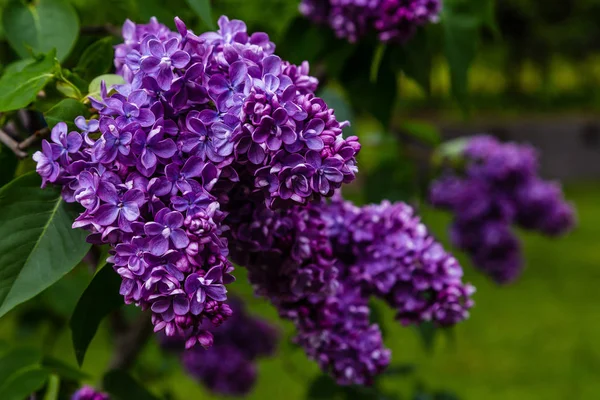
[300, 0, 441, 43]
[429, 135, 576, 284]
[32, 14, 474, 386]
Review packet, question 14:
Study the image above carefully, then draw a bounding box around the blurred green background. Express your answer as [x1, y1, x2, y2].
[1, 0, 600, 399]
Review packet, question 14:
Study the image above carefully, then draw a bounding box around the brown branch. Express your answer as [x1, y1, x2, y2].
[108, 312, 154, 371]
[0, 128, 27, 158]
[17, 127, 50, 151]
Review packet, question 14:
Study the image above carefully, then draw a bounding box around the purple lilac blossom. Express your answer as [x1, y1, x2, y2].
[160, 297, 278, 396]
[224, 189, 473, 385]
[300, 0, 441, 43]
[33, 16, 359, 350]
[429, 134, 576, 284]
[72, 386, 109, 400]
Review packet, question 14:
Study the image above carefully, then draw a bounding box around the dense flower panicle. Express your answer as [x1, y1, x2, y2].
[161, 297, 279, 396]
[225, 191, 473, 385]
[429, 135, 576, 284]
[300, 0, 441, 43]
[33, 15, 359, 348]
[72, 386, 109, 400]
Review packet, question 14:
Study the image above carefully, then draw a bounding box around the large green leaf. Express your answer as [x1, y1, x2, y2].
[0, 144, 18, 188]
[44, 99, 90, 130]
[184, 0, 215, 29]
[41, 356, 90, 381]
[73, 37, 114, 82]
[0, 50, 56, 112]
[340, 43, 397, 128]
[391, 29, 433, 94]
[70, 264, 123, 366]
[0, 348, 48, 400]
[0, 367, 49, 400]
[2, 0, 79, 61]
[0, 348, 41, 388]
[103, 370, 160, 400]
[0, 173, 91, 318]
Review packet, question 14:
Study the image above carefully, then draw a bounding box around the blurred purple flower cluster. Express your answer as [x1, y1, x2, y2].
[299, 0, 441, 43]
[161, 297, 279, 396]
[226, 191, 474, 385]
[72, 386, 109, 400]
[430, 135, 576, 284]
[34, 15, 358, 348]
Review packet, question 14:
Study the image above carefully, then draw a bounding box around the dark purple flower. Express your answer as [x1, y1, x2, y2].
[94, 118, 133, 163]
[131, 126, 177, 171]
[151, 290, 190, 321]
[94, 182, 145, 231]
[49, 122, 83, 162]
[141, 36, 190, 90]
[180, 112, 234, 162]
[184, 266, 227, 315]
[145, 208, 190, 255]
[207, 61, 249, 108]
[305, 150, 343, 195]
[251, 108, 296, 151]
[276, 155, 315, 202]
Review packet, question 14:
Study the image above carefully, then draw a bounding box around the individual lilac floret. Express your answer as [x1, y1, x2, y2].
[34, 15, 358, 351]
[300, 0, 441, 43]
[429, 134, 576, 284]
[72, 386, 109, 400]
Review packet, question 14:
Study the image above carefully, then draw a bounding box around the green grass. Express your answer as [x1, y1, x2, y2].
[1, 183, 599, 400]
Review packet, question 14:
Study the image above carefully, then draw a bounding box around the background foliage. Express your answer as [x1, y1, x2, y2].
[0, 0, 597, 399]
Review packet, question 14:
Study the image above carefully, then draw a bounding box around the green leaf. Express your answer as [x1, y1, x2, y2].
[0, 50, 56, 112]
[2, 0, 79, 61]
[0, 348, 41, 388]
[340, 42, 397, 127]
[2, 59, 35, 76]
[370, 44, 387, 84]
[41, 356, 90, 381]
[44, 99, 90, 130]
[0, 172, 91, 318]
[392, 29, 433, 93]
[0, 367, 49, 400]
[0, 144, 18, 188]
[70, 264, 123, 366]
[443, 3, 480, 108]
[103, 370, 160, 400]
[398, 120, 441, 146]
[74, 37, 115, 82]
[184, 0, 215, 29]
[306, 374, 342, 400]
[415, 321, 437, 353]
[87, 74, 125, 99]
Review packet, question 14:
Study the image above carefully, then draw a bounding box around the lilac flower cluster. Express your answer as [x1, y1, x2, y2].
[172, 297, 279, 396]
[429, 135, 576, 284]
[299, 0, 441, 43]
[72, 386, 109, 400]
[33, 15, 359, 348]
[225, 191, 474, 385]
